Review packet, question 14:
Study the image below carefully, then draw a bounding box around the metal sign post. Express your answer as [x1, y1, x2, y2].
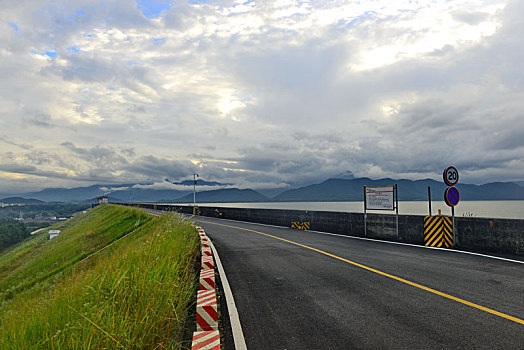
[395, 184, 399, 240]
[363, 186, 367, 237]
[451, 203, 455, 245]
[193, 173, 199, 215]
[443, 167, 460, 247]
[427, 186, 432, 216]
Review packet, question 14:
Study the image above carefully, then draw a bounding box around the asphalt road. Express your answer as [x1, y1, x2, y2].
[194, 216, 524, 350]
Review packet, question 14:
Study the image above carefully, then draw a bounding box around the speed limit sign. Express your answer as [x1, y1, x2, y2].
[443, 166, 459, 186]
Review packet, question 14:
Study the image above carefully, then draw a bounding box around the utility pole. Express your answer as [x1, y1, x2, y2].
[193, 173, 199, 214]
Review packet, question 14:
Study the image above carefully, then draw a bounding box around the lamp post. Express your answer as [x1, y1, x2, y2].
[193, 173, 199, 214]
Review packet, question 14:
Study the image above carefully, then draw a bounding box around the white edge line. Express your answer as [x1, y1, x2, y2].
[196, 216, 524, 265]
[208, 237, 247, 350]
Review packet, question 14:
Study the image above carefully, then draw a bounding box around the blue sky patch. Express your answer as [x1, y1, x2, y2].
[45, 51, 58, 59]
[152, 37, 166, 45]
[136, 0, 171, 18]
[67, 9, 85, 21]
[67, 46, 80, 54]
[9, 22, 19, 33]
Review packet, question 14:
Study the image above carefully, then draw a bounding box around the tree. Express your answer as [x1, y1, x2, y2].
[0, 218, 30, 251]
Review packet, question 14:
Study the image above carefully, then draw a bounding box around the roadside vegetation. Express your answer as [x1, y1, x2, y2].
[0, 218, 30, 251]
[0, 204, 200, 349]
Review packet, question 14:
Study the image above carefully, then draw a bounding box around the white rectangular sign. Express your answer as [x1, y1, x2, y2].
[365, 186, 394, 210]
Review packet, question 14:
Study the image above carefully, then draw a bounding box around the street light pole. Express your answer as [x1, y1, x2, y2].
[193, 173, 199, 214]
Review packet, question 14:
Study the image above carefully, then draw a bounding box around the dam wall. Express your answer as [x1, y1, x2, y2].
[119, 203, 524, 256]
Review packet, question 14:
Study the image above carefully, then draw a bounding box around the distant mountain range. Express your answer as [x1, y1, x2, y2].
[167, 188, 268, 203]
[2, 177, 524, 204]
[0, 197, 46, 205]
[272, 178, 524, 201]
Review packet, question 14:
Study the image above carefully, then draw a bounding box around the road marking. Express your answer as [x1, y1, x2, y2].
[208, 239, 247, 350]
[203, 220, 524, 326]
[193, 215, 524, 265]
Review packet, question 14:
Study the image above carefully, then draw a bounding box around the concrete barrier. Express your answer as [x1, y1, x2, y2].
[192, 330, 220, 350]
[202, 246, 212, 256]
[196, 289, 218, 331]
[121, 203, 524, 256]
[192, 225, 221, 349]
[200, 269, 215, 290]
[202, 255, 214, 270]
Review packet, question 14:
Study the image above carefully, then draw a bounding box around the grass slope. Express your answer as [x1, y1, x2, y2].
[0, 205, 200, 349]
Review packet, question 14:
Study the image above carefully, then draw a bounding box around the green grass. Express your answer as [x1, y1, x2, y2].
[0, 205, 151, 301]
[0, 205, 200, 349]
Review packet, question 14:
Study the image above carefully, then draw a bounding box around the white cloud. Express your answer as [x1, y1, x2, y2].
[1, 0, 522, 195]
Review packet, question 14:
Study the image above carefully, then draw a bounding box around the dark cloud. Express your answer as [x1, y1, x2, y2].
[43, 56, 117, 83]
[123, 155, 196, 180]
[23, 113, 55, 128]
[121, 148, 136, 157]
[0, 163, 38, 173]
[61, 142, 128, 167]
[0, 136, 33, 150]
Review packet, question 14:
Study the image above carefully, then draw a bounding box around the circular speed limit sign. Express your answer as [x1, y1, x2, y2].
[443, 166, 459, 186]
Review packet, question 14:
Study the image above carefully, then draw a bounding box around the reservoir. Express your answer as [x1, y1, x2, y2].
[188, 200, 524, 220]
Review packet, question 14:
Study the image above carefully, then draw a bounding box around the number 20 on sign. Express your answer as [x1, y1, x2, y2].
[443, 166, 459, 186]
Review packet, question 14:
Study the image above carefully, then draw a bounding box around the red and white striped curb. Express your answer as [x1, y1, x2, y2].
[199, 268, 215, 290]
[202, 246, 212, 256]
[196, 290, 218, 331]
[202, 255, 214, 270]
[201, 236, 211, 247]
[191, 330, 220, 350]
[192, 226, 221, 349]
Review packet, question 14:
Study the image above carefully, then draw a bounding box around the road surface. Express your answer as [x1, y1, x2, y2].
[195, 216, 524, 349]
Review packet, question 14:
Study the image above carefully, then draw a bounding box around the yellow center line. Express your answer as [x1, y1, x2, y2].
[202, 220, 524, 326]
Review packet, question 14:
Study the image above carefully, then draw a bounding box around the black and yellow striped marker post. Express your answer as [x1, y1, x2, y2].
[441, 217, 453, 248]
[424, 216, 454, 247]
[291, 222, 311, 230]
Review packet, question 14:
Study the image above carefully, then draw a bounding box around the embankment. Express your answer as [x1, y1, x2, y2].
[0, 205, 200, 349]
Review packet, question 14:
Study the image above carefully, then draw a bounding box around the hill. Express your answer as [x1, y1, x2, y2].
[273, 178, 524, 201]
[172, 188, 269, 203]
[5, 177, 524, 204]
[10, 180, 227, 203]
[0, 197, 45, 204]
[0, 205, 200, 348]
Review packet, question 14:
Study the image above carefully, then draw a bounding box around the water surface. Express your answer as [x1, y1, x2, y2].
[188, 200, 524, 219]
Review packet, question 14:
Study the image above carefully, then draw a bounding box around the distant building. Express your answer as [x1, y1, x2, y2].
[0, 203, 24, 207]
[97, 196, 109, 204]
[49, 230, 61, 240]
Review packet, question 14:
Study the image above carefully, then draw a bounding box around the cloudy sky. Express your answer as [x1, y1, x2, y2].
[1, 0, 523, 194]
